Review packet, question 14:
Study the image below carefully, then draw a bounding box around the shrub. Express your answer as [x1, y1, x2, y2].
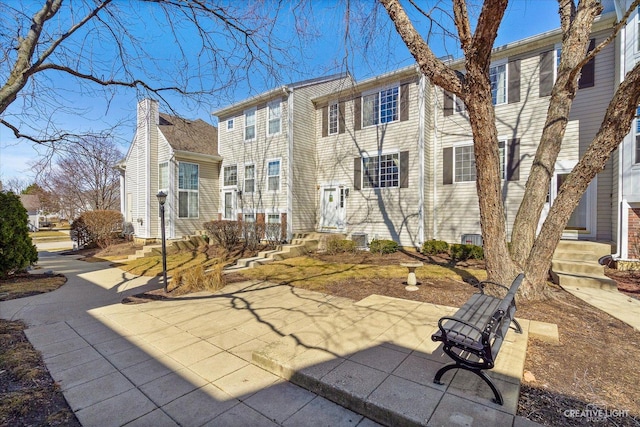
[203, 220, 241, 251]
[325, 235, 357, 254]
[242, 221, 265, 250]
[264, 223, 282, 247]
[0, 192, 38, 278]
[72, 210, 123, 248]
[369, 239, 399, 254]
[450, 243, 484, 261]
[170, 263, 226, 294]
[421, 240, 449, 255]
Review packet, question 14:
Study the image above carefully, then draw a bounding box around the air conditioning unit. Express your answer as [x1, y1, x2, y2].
[461, 234, 483, 247]
[351, 233, 368, 249]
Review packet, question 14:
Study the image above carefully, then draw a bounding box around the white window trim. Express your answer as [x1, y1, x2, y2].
[266, 158, 281, 192]
[244, 107, 256, 142]
[223, 164, 238, 188]
[452, 141, 507, 183]
[361, 149, 401, 189]
[361, 83, 400, 128]
[267, 100, 281, 136]
[227, 118, 234, 131]
[244, 163, 256, 193]
[158, 161, 169, 192]
[178, 162, 199, 219]
[634, 106, 640, 164]
[328, 101, 339, 135]
[636, 6, 640, 55]
[553, 43, 562, 82]
[489, 58, 508, 106]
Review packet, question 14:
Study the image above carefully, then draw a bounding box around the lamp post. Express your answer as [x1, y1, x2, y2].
[156, 191, 168, 293]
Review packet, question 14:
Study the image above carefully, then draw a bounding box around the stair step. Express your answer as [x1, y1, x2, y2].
[555, 240, 613, 259]
[551, 271, 618, 291]
[551, 260, 607, 276]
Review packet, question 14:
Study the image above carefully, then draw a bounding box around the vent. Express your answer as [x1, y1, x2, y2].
[351, 233, 368, 249]
[461, 234, 483, 247]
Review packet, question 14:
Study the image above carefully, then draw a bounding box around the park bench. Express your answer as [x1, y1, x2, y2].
[431, 273, 524, 405]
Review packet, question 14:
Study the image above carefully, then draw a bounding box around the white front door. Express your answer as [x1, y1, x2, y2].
[223, 191, 236, 220]
[539, 162, 597, 239]
[320, 186, 346, 230]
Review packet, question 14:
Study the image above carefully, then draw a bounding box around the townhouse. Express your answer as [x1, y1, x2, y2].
[121, 1, 639, 263]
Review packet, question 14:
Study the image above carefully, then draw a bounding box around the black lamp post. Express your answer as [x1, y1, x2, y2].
[157, 191, 168, 293]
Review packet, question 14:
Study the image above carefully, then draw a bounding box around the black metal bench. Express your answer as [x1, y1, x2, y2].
[431, 273, 524, 405]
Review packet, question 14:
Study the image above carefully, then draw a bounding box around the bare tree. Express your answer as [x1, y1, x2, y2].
[1, 177, 29, 194]
[35, 137, 122, 219]
[380, 0, 640, 298]
[0, 1, 311, 147]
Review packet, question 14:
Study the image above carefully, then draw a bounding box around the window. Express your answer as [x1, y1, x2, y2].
[635, 106, 640, 164]
[455, 146, 476, 182]
[158, 162, 168, 191]
[223, 165, 237, 187]
[328, 102, 339, 135]
[454, 143, 507, 182]
[267, 214, 280, 224]
[244, 213, 255, 222]
[227, 118, 234, 131]
[363, 153, 399, 188]
[267, 101, 281, 135]
[490, 62, 507, 105]
[178, 163, 198, 218]
[267, 160, 280, 191]
[554, 45, 561, 81]
[244, 108, 256, 141]
[244, 164, 255, 193]
[637, 6, 640, 53]
[362, 86, 399, 127]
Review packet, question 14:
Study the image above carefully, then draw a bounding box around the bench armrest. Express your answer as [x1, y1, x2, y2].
[476, 280, 509, 295]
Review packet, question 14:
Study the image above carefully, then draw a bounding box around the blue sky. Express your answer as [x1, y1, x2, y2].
[0, 0, 563, 186]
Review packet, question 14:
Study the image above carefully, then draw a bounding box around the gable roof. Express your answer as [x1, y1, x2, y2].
[158, 113, 219, 157]
[212, 73, 351, 118]
[19, 194, 40, 212]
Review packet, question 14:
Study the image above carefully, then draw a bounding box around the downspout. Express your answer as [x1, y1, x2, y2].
[286, 87, 294, 242]
[145, 100, 152, 238]
[613, 14, 626, 260]
[169, 152, 176, 239]
[417, 74, 426, 246]
[432, 85, 440, 241]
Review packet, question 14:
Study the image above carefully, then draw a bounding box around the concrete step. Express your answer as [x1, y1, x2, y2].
[555, 240, 613, 260]
[553, 249, 602, 262]
[550, 271, 618, 291]
[551, 260, 607, 277]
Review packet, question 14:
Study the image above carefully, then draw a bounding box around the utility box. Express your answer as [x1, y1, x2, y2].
[461, 234, 483, 247]
[351, 233, 368, 249]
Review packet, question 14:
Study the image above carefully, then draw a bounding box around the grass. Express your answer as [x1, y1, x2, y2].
[0, 274, 67, 301]
[116, 251, 222, 277]
[237, 257, 487, 292]
[28, 230, 70, 242]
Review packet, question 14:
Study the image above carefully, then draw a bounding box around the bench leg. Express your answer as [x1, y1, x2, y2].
[511, 318, 523, 334]
[433, 363, 504, 405]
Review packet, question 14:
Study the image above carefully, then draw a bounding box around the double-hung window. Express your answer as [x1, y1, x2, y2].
[223, 165, 237, 187]
[158, 162, 168, 192]
[455, 146, 476, 182]
[267, 160, 280, 191]
[178, 162, 198, 218]
[227, 118, 234, 131]
[490, 61, 507, 105]
[244, 164, 255, 193]
[635, 106, 640, 164]
[328, 102, 339, 135]
[454, 143, 507, 182]
[244, 108, 256, 141]
[267, 101, 281, 135]
[363, 153, 399, 188]
[362, 86, 399, 127]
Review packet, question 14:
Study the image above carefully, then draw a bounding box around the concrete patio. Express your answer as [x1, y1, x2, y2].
[0, 252, 544, 426]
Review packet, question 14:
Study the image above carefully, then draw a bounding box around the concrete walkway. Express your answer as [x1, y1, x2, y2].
[561, 285, 640, 331]
[0, 252, 538, 427]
